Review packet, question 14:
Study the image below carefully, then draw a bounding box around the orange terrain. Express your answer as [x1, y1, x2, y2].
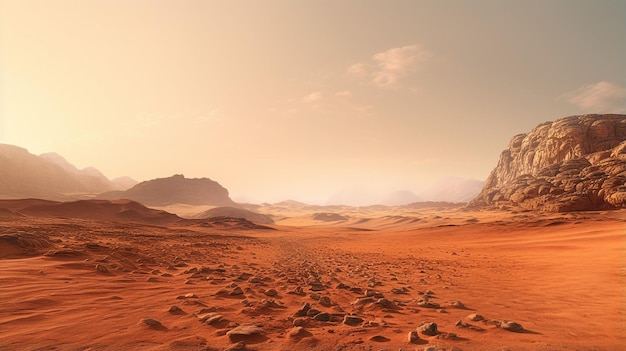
[1, 209, 624, 351]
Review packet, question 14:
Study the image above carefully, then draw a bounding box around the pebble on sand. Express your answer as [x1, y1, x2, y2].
[226, 324, 264, 342]
[417, 321, 438, 336]
[343, 315, 364, 326]
[467, 313, 485, 321]
[500, 320, 524, 332]
[408, 330, 420, 343]
[140, 318, 162, 327]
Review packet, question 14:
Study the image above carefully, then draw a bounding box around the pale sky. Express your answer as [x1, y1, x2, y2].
[1, 0, 625, 204]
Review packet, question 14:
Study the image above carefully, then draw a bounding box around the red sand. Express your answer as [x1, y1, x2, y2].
[1, 208, 624, 350]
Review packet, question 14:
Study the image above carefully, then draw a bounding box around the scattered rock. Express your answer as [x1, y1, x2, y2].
[449, 300, 466, 309]
[168, 305, 183, 313]
[318, 296, 331, 307]
[294, 302, 311, 317]
[224, 341, 246, 351]
[369, 335, 390, 342]
[313, 312, 330, 321]
[288, 326, 306, 338]
[417, 322, 438, 336]
[263, 288, 277, 297]
[343, 315, 364, 326]
[500, 320, 524, 332]
[408, 330, 420, 343]
[467, 313, 485, 321]
[95, 264, 109, 273]
[140, 318, 162, 327]
[226, 324, 264, 342]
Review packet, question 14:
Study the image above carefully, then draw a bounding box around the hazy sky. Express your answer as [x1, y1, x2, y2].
[1, 0, 625, 204]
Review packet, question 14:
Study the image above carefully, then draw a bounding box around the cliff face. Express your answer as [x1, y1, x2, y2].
[469, 114, 626, 212]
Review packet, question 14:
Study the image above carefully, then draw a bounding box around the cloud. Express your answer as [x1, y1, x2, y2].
[301, 91, 324, 103]
[348, 44, 432, 88]
[563, 81, 626, 113]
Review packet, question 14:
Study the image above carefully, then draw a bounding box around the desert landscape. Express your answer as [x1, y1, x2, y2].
[2, 1, 625, 350]
[0, 201, 624, 351]
[1, 114, 625, 350]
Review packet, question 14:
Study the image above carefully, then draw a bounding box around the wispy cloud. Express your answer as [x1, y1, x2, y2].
[562, 81, 626, 113]
[348, 44, 432, 88]
[301, 91, 324, 104]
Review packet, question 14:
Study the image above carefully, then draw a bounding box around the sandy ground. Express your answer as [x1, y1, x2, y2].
[0, 208, 624, 351]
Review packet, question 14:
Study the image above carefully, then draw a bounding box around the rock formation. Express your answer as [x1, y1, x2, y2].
[469, 114, 625, 211]
[98, 174, 236, 207]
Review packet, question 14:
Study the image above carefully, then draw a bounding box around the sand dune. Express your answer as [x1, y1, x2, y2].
[1, 206, 623, 350]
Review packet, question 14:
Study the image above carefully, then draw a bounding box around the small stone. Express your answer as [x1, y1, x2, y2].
[294, 302, 311, 317]
[226, 324, 263, 342]
[309, 292, 321, 300]
[343, 315, 364, 326]
[450, 300, 466, 309]
[224, 341, 246, 351]
[140, 318, 162, 327]
[230, 286, 244, 296]
[288, 326, 305, 338]
[306, 308, 321, 317]
[408, 330, 420, 343]
[375, 298, 397, 309]
[263, 288, 277, 297]
[500, 320, 524, 332]
[318, 296, 331, 307]
[369, 335, 390, 342]
[313, 312, 330, 321]
[467, 313, 485, 321]
[417, 321, 438, 336]
[95, 264, 109, 273]
[293, 317, 305, 327]
[168, 305, 182, 313]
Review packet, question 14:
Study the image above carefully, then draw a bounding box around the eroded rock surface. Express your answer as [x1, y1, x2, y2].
[469, 114, 626, 211]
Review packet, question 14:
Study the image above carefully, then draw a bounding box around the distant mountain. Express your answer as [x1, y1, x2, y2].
[469, 114, 626, 211]
[0, 144, 119, 200]
[110, 176, 139, 191]
[39, 152, 116, 193]
[419, 177, 484, 203]
[98, 174, 237, 207]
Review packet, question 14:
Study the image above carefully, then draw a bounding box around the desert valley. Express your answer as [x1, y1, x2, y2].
[0, 114, 624, 351]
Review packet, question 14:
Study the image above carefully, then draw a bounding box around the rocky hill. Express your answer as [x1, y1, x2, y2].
[98, 174, 237, 207]
[0, 199, 182, 225]
[469, 114, 626, 211]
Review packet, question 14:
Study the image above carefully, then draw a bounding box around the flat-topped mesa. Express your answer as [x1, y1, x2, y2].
[469, 114, 626, 212]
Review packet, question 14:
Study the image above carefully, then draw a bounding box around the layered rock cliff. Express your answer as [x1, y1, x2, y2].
[469, 114, 626, 212]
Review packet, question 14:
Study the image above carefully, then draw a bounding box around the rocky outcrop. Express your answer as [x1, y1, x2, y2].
[98, 174, 236, 207]
[469, 114, 626, 212]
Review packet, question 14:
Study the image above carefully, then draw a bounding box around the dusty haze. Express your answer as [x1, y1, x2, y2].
[1, 0, 625, 204]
